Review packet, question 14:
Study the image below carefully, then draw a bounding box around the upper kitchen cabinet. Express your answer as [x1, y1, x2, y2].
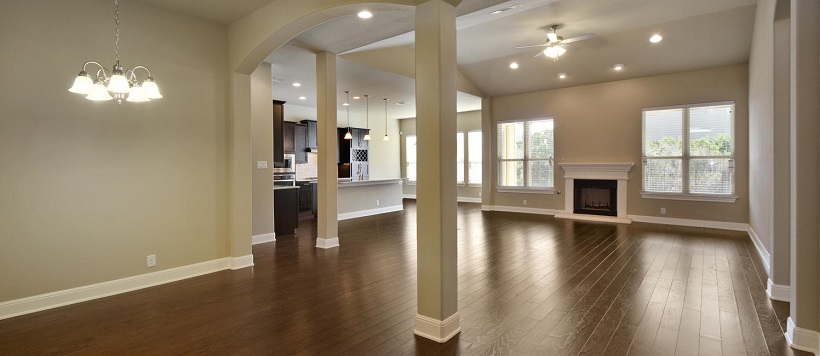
[283, 121, 295, 153]
[301, 120, 318, 151]
[294, 123, 307, 164]
[272, 100, 286, 163]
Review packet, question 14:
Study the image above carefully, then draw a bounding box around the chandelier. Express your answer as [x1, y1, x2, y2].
[68, 0, 162, 104]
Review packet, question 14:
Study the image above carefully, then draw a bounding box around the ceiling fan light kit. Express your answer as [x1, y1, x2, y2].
[516, 24, 595, 61]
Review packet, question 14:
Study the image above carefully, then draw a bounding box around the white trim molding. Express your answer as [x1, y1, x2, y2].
[402, 195, 482, 204]
[414, 312, 461, 343]
[746, 226, 772, 275]
[481, 205, 562, 216]
[641, 192, 738, 203]
[403, 194, 416, 199]
[252, 232, 276, 245]
[230, 255, 254, 270]
[766, 279, 790, 302]
[338, 205, 403, 221]
[0, 257, 235, 320]
[629, 215, 748, 231]
[557, 162, 633, 222]
[315, 237, 340, 249]
[786, 317, 820, 355]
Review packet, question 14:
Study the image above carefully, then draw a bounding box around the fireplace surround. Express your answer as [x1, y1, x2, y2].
[555, 163, 634, 224]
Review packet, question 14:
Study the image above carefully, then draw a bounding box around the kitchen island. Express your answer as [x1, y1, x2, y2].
[311, 179, 404, 220]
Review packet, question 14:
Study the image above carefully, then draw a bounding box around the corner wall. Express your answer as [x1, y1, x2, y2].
[0, 0, 229, 302]
[488, 65, 750, 223]
[251, 64, 274, 236]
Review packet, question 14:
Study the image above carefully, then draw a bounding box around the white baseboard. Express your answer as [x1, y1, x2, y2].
[338, 205, 403, 220]
[252, 232, 276, 245]
[403, 194, 416, 199]
[629, 215, 749, 232]
[230, 254, 254, 270]
[786, 317, 820, 355]
[0, 257, 238, 320]
[746, 226, 772, 275]
[414, 312, 461, 343]
[481, 205, 562, 216]
[402, 194, 481, 204]
[316, 237, 340, 249]
[767, 279, 791, 302]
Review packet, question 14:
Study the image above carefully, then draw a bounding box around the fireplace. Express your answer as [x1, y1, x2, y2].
[555, 162, 634, 224]
[574, 179, 617, 216]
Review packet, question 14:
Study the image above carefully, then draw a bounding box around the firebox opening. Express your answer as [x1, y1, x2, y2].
[573, 179, 617, 216]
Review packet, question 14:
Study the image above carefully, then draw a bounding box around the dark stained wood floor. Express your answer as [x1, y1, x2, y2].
[0, 201, 808, 355]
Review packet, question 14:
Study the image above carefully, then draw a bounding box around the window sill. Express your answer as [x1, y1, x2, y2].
[404, 179, 416, 186]
[467, 183, 482, 188]
[641, 192, 737, 203]
[497, 187, 555, 195]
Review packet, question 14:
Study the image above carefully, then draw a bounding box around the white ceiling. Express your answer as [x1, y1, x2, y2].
[139, 0, 758, 123]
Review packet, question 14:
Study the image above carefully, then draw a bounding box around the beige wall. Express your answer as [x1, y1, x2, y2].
[748, 0, 776, 265]
[338, 182, 403, 215]
[488, 64, 750, 223]
[400, 110, 483, 200]
[0, 0, 229, 302]
[251, 64, 273, 236]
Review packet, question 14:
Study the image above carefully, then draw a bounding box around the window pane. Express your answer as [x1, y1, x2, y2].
[498, 122, 524, 159]
[406, 135, 416, 181]
[527, 120, 554, 159]
[644, 158, 682, 192]
[468, 131, 482, 185]
[644, 108, 683, 157]
[689, 104, 733, 156]
[690, 158, 733, 194]
[528, 160, 553, 188]
[498, 160, 523, 187]
[456, 132, 464, 183]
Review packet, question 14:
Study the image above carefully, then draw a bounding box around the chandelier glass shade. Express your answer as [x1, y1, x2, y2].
[344, 91, 353, 140]
[543, 44, 567, 59]
[68, 0, 161, 104]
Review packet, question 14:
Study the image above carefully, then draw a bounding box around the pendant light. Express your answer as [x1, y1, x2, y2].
[382, 98, 390, 141]
[68, 0, 162, 104]
[363, 95, 371, 141]
[344, 91, 353, 140]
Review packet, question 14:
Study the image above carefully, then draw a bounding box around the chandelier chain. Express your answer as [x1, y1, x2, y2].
[114, 0, 120, 64]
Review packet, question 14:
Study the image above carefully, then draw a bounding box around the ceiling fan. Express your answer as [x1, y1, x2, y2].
[516, 24, 596, 60]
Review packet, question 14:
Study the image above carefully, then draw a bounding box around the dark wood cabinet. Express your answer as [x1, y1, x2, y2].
[294, 123, 307, 164]
[273, 187, 298, 235]
[272, 100, 285, 163]
[302, 120, 318, 151]
[296, 180, 312, 211]
[283, 121, 295, 154]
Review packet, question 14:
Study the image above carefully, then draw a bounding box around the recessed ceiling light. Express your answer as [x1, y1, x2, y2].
[292, 82, 301, 87]
[489, 4, 522, 14]
[489, 9, 504, 14]
[613, 64, 624, 71]
[395, 101, 406, 105]
[272, 77, 284, 83]
[357, 10, 373, 19]
[557, 73, 567, 79]
[299, 96, 306, 100]
[353, 96, 361, 100]
[649, 34, 663, 43]
[343, 102, 349, 106]
[509, 62, 519, 69]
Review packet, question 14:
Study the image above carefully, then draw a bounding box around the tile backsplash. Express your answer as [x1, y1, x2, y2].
[295, 153, 318, 180]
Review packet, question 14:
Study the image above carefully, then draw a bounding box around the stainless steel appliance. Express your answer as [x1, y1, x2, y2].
[273, 154, 296, 186]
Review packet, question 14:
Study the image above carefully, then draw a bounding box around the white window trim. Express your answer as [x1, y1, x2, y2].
[496, 117, 555, 192]
[466, 129, 482, 187]
[456, 131, 465, 185]
[641, 101, 736, 202]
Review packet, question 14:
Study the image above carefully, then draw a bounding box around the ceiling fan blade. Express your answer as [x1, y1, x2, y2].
[516, 43, 550, 49]
[534, 50, 544, 58]
[561, 33, 595, 44]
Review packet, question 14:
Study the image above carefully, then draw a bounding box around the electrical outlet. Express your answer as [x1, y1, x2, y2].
[523, 199, 528, 206]
[660, 207, 666, 215]
[376, 199, 380, 206]
[147, 254, 156, 267]
[256, 161, 267, 169]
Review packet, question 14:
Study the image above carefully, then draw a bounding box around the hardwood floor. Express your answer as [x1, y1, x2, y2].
[0, 201, 808, 355]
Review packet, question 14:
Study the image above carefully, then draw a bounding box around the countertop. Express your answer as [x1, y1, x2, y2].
[308, 178, 403, 187]
[273, 186, 300, 190]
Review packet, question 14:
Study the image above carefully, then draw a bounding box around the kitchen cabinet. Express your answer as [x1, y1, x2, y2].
[274, 187, 299, 235]
[338, 128, 351, 163]
[294, 123, 307, 164]
[296, 180, 312, 211]
[301, 120, 317, 151]
[273, 100, 286, 163]
[283, 121, 295, 153]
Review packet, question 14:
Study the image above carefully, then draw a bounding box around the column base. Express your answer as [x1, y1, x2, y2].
[786, 317, 820, 354]
[413, 312, 460, 343]
[315, 237, 339, 249]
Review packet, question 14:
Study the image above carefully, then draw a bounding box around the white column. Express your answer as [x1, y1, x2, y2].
[315, 52, 339, 249]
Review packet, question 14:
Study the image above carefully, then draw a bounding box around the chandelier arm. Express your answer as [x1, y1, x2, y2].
[94, 67, 112, 82]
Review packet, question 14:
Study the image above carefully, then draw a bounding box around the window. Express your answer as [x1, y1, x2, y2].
[468, 130, 482, 185]
[456, 132, 464, 184]
[642, 102, 735, 201]
[406, 135, 417, 182]
[497, 118, 554, 191]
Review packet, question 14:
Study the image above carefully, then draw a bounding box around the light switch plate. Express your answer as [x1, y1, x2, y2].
[256, 161, 268, 169]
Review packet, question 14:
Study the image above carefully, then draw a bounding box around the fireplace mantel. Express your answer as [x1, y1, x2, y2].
[555, 163, 634, 224]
